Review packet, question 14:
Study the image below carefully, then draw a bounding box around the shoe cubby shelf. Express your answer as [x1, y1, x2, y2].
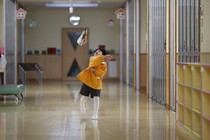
[176, 63, 210, 139]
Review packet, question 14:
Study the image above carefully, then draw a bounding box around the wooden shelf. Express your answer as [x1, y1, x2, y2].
[201, 66, 210, 92]
[178, 104, 184, 124]
[202, 92, 210, 118]
[192, 112, 201, 137]
[184, 86, 192, 107]
[184, 65, 192, 86]
[192, 66, 201, 89]
[25, 55, 61, 79]
[25, 54, 120, 80]
[177, 65, 184, 83]
[202, 118, 210, 140]
[192, 89, 201, 112]
[184, 107, 192, 129]
[176, 64, 210, 139]
[177, 84, 184, 104]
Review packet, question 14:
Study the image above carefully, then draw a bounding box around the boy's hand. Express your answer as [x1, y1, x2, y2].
[104, 54, 113, 61]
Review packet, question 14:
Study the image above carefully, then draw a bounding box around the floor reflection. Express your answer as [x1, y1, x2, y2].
[0, 80, 199, 140]
[79, 120, 100, 140]
[92, 120, 100, 140]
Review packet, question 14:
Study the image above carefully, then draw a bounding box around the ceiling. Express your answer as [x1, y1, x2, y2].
[16, 0, 126, 9]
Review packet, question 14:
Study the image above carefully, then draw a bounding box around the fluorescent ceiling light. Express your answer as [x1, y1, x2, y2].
[45, 3, 99, 7]
[52, 1, 92, 4]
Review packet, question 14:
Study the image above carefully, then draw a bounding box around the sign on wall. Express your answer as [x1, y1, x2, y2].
[16, 8, 27, 20]
[115, 8, 126, 20]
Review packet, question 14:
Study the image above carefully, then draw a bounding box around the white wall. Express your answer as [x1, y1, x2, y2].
[25, 8, 120, 53]
[0, 1, 3, 46]
[201, 0, 210, 52]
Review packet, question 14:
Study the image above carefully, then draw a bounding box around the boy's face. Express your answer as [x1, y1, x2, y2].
[94, 49, 102, 56]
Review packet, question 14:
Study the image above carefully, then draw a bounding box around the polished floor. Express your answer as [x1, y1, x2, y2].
[0, 80, 199, 140]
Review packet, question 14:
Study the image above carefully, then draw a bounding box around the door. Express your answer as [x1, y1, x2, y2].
[149, 0, 167, 105]
[62, 28, 89, 80]
[5, 0, 17, 84]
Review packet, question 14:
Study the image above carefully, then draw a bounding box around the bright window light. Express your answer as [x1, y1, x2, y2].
[45, 3, 99, 7]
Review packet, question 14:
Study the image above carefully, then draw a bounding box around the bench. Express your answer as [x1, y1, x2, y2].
[0, 84, 24, 101]
[19, 63, 43, 84]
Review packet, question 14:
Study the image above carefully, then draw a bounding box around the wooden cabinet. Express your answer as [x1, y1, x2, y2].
[176, 63, 210, 139]
[106, 55, 120, 79]
[25, 54, 120, 80]
[25, 55, 62, 79]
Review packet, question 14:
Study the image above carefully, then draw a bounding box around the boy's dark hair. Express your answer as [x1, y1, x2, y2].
[93, 48, 107, 55]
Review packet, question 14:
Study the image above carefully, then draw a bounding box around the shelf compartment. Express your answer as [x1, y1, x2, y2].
[202, 118, 210, 140]
[177, 65, 184, 83]
[177, 84, 184, 103]
[201, 66, 210, 92]
[192, 89, 201, 112]
[177, 104, 184, 123]
[202, 92, 210, 118]
[192, 66, 201, 89]
[184, 65, 192, 86]
[192, 112, 201, 137]
[184, 86, 192, 107]
[184, 108, 192, 129]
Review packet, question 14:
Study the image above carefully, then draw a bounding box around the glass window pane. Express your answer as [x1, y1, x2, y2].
[195, 0, 200, 62]
[187, 0, 191, 62]
[191, 0, 195, 62]
[179, 0, 182, 62]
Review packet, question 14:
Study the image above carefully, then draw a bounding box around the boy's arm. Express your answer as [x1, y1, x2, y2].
[94, 63, 107, 79]
[89, 55, 113, 68]
[89, 55, 104, 67]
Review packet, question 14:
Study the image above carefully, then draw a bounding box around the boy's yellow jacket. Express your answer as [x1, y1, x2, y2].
[77, 55, 107, 90]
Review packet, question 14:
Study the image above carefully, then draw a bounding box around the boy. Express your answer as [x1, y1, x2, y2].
[77, 48, 112, 119]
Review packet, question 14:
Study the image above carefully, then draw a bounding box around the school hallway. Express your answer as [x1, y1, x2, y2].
[0, 80, 197, 140]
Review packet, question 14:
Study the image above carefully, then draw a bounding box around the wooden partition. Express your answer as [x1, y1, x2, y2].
[176, 63, 210, 139]
[25, 54, 120, 80]
[25, 55, 61, 79]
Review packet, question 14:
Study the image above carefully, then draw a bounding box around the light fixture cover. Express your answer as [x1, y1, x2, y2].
[45, 3, 99, 7]
[69, 7, 73, 13]
[69, 15, 80, 26]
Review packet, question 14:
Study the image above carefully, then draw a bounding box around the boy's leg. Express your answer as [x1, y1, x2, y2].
[92, 97, 100, 120]
[80, 95, 88, 113]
